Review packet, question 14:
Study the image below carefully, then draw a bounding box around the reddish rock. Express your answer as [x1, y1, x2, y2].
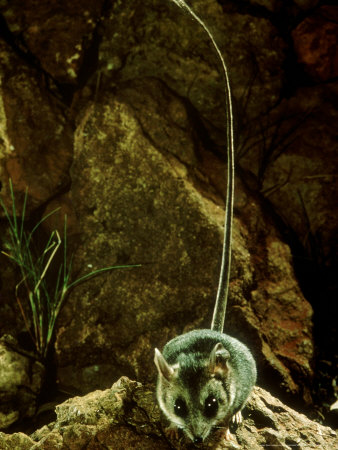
[292, 6, 338, 81]
[239, 83, 338, 271]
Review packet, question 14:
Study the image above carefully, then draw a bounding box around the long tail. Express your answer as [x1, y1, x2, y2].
[170, 1, 235, 333]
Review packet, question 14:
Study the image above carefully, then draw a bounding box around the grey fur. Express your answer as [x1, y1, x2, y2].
[155, 330, 256, 442]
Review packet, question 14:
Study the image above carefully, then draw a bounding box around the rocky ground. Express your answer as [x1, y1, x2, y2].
[1, 377, 337, 449]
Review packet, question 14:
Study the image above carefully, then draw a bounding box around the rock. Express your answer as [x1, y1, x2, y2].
[244, 387, 337, 450]
[238, 81, 338, 268]
[97, 0, 285, 145]
[241, 0, 281, 12]
[0, 335, 45, 430]
[54, 77, 313, 402]
[0, 39, 73, 215]
[0, 248, 22, 340]
[1, 377, 337, 449]
[29, 377, 167, 449]
[0, 0, 104, 84]
[232, 181, 314, 399]
[0, 432, 34, 450]
[238, 0, 320, 13]
[292, 6, 338, 82]
[293, 1, 319, 10]
[237, 80, 338, 393]
[57, 79, 232, 391]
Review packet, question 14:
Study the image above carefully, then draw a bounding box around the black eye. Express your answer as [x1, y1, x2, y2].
[174, 398, 188, 418]
[204, 395, 218, 418]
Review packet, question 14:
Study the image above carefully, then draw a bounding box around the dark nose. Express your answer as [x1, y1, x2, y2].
[193, 436, 203, 444]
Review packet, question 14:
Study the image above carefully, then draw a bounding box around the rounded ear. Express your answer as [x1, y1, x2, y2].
[154, 348, 175, 381]
[209, 342, 230, 374]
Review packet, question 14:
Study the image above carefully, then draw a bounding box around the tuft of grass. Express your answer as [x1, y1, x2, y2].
[0, 180, 140, 360]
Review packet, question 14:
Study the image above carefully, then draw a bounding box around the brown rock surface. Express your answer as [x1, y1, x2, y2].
[0, 39, 72, 214]
[97, 0, 285, 143]
[0, 335, 45, 430]
[0, 376, 337, 449]
[239, 82, 338, 271]
[0, 0, 104, 84]
[292, 6, 338, 82]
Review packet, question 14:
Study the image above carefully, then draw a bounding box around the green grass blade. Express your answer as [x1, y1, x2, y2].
[34, 231, 56, 273]
[0, 196, 15, 233]
[66, 264, 141, 292]
[27, 207, 61, 245]
[63, 215, 67, 283]
[9, 179, 19, 239]
[64, 252, 73, 287]
[19, 188, 28, 242]
[28, 290, 39, 347]
[34, 231, 61, 294]
[54, 264, 63, 304]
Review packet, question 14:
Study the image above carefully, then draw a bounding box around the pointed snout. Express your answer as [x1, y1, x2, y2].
[193, 435, 203, 444]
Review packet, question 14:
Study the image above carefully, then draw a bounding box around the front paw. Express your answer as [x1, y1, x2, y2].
[231, 410, 242, 424]
[165, 424, 180, 440]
